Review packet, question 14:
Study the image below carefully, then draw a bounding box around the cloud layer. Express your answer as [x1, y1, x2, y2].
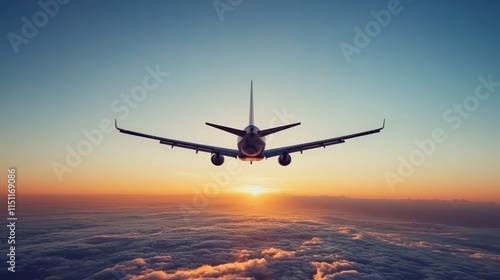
[4, 195, 500, 279]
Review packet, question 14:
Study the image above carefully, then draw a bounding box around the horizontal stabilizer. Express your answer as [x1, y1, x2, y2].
[206, 122, 247, 137]
[258, 122, 301, 137]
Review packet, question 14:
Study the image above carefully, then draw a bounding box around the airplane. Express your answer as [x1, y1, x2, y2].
[115, 81, 385, 166]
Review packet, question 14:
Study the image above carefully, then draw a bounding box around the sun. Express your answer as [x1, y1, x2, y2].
[234, 186, 270, 196]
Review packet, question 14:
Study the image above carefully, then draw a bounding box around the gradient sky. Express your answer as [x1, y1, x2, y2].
[1, 0, 499, 201]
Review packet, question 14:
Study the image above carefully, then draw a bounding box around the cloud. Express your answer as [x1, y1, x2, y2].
[140, 271, 170, 280]
[261, 247, 295, 259]
[235, 249, 253, 262]
[86, 258, 148, 280]
[144, 258, 267, 280]
[469, 252, 500, 261]
[9, 195, 500, 280]
[310, 260, 357, 280]
[336, 226, 365, 240]
[351, 233, 363, 240]
[92, 257, 268, 280]
[259, 195, 500, 228]
[301, 237, 322, 246]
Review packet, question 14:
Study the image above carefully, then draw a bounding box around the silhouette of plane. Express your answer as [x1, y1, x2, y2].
[115, 81, 384, 166]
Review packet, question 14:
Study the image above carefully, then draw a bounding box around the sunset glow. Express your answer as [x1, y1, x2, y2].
[231, 186, 273, 196]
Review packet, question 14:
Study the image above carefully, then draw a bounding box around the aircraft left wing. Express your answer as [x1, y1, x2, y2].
[115, 120, 240, 158]
[264, 120, 385, 158]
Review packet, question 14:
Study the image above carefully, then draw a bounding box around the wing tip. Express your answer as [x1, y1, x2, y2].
[115, 119, 123, 131]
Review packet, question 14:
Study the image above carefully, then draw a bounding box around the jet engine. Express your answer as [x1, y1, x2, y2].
[211, 153, 224, 166]
[278, 153, 291, 166]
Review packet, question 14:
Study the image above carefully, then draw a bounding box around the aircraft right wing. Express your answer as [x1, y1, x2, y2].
[264, 120, 385, 158]
[115, 120, 240, 158]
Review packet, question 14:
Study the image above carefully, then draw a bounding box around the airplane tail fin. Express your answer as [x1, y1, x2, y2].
[258, 122, 301, 137]
[205, 81, 255, 137]
[249, 80, 254, 125]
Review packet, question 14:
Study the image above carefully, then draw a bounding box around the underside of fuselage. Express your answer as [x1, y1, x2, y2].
[237, 154, 265, 161]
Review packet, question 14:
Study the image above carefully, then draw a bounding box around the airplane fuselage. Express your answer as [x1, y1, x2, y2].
[237, 125, 266, 161]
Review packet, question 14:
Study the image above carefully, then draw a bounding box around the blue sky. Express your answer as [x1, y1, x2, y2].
[1, 0, 499, 200]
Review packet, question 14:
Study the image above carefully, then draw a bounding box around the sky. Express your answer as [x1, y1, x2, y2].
[1, 0, 500, 201]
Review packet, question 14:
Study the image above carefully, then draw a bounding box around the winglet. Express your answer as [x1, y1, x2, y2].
[381, 119, 385, 130]
[115, 119, 120, 130]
